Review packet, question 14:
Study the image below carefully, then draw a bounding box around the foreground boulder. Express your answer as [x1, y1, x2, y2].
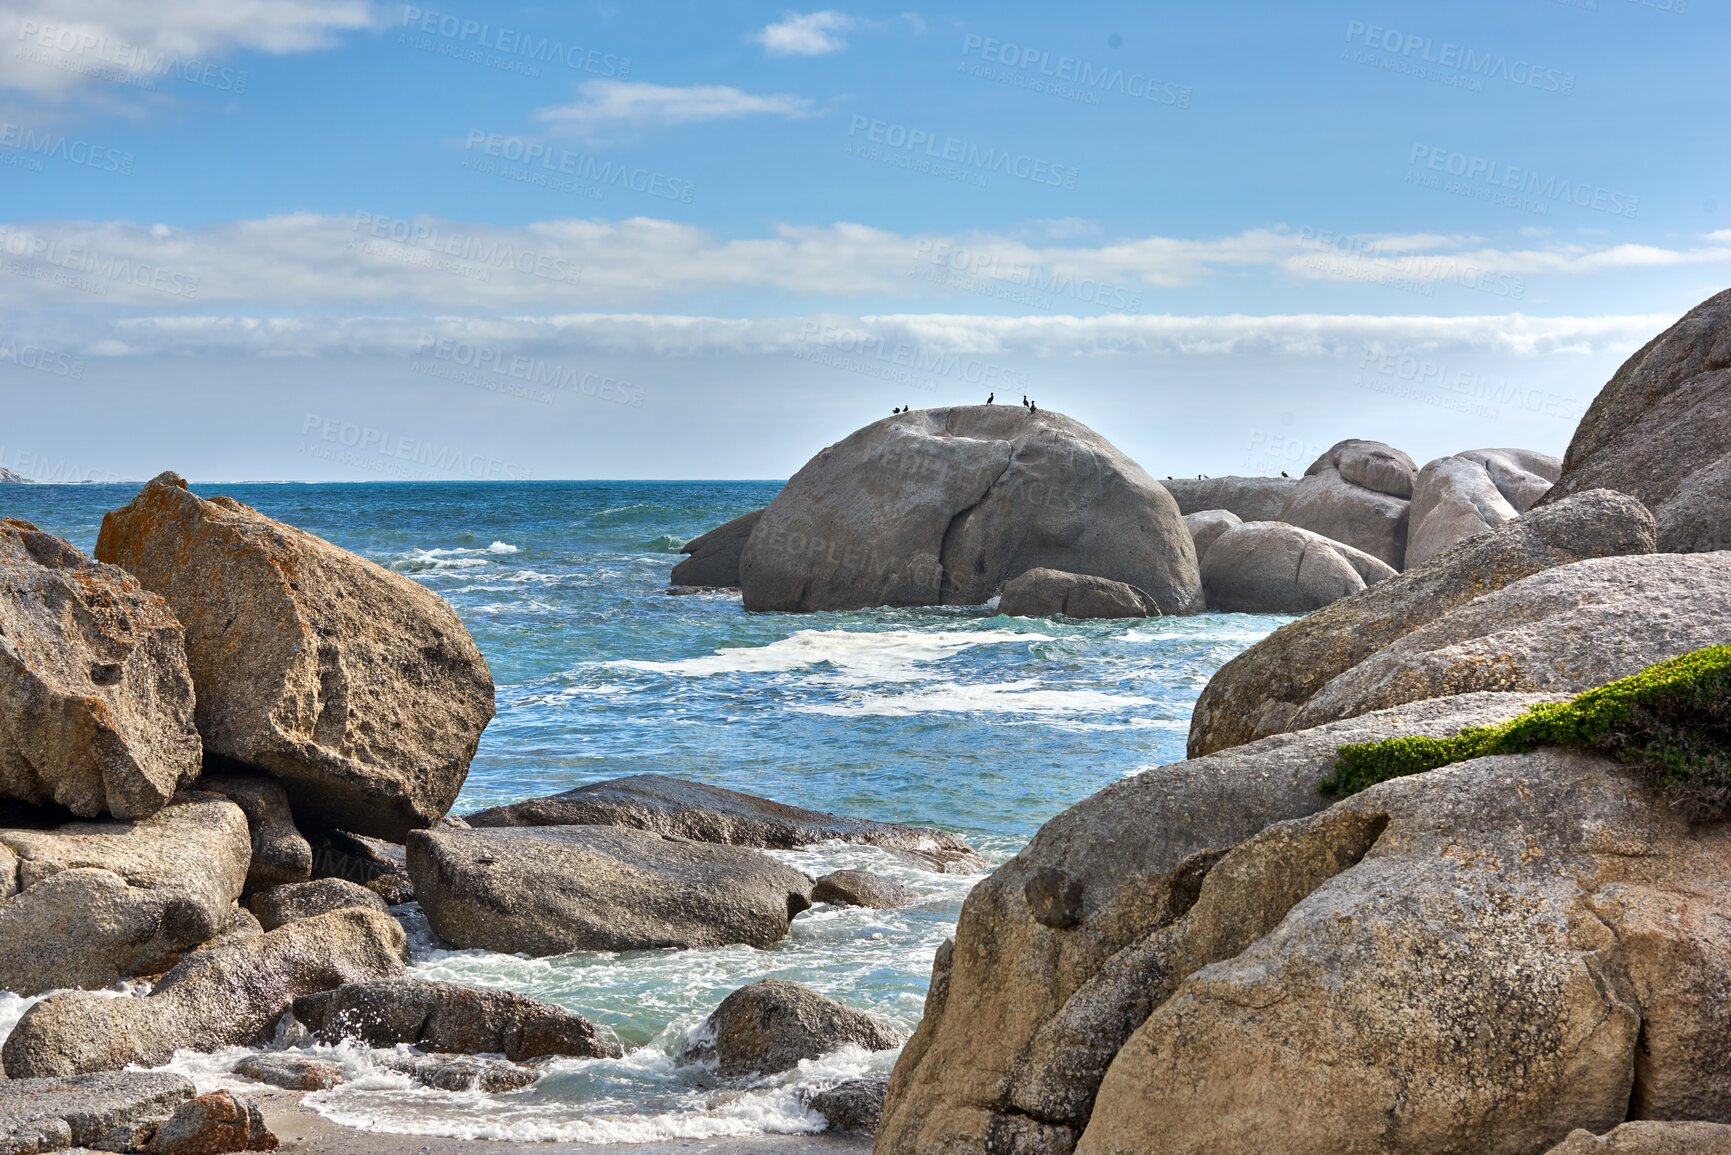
[0, 794, 250, 995]
[1199, 522, 1395, 613]
[683, 979, 904, 1078]
[1159, 477, 1295, 522]
[464, 773, 986, 873]
[197, 774, 312, 892]
[95, 472, 496, 840]
[736, 407, 1203, 614]
[407, 825, 815, 955]
[0, 1071, 195, 1154]
[1540, 287, 1731, 552]
[3, 907, 407, 1078]
[149, 1090, 276, 1155]
[1279, 439, 1417, 569]
[996, 569, 1159, 619]
[1188, 488, 1657, 756]
[0, 518, 201, 820]
[248, 877, 387, 931]
[671, 509, 762, 587]
[292, 977, 621, 1060]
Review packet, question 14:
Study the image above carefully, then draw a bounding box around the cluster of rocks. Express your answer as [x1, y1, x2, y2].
[874, 290, 1731, 1153]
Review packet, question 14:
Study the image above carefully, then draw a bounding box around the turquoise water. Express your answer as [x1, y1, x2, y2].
[2, 481, 1285, 1142]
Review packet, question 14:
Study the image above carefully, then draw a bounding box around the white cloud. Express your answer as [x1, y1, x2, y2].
[535, 80, 814, 137]
[753, 10, 855, 56]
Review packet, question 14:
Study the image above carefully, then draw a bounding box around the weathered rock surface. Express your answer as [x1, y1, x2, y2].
[0, 794, 251, 995]
[876, 691, 1568, 1155]
[996, 569, 1159, 620]
[670, 509, 762, 588]
[736, 407, 1203, 614]
[292, 978, 621, 1061]
[95, 472, 496, 841]
[148, 1090, 276, 1155]
[464, 773, 985, 873]
[1456, 447, 1562, 511]
[810, 1078, 889, 1133]
[1289, 551, 1731, 731]
[1159, 477, 1295, 522]
[1199, 522, 1395, 613]
[1181, 509, 1239, 563]
[233, 1054, 343, 1091]
[0, 518, 201, 820]
[2, 908, 407, 1078]
[247, 877, 387, 931]
[407, 825, 815, 955]
[683, 980, 904, 1078]
[196, 774, 311, 892]
[812, 869, 917, 909]
[1540, 287, 1731, 552]
[1545, 1122, 1731, 1153]
[1279, 439, 1416, 569]
[0, 1072, 194, 1154]
[1187, 488, 1657, 756]
[1406, 454, 1521, 568]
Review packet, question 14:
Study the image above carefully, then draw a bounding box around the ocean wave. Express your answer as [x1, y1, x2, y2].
[642, 533, 688, 553]
[794, 679, 1155, 717]
[609, 628, 1051, 681]
[487, 541, 519, 553]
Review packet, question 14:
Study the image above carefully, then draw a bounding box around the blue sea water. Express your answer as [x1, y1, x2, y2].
[1, 481, 1286, 1143]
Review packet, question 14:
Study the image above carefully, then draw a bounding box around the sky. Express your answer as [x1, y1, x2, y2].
[0, 0, 1725, 483]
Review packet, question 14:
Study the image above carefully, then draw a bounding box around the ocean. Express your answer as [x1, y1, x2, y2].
[0, 480, 1285, 1143]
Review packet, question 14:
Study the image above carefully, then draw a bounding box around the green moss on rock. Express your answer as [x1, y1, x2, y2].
[1321, 645, 1731, 813]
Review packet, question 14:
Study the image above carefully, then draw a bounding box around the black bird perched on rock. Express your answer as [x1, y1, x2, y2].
[1029, 401, 1037, 414]
[1022, 394, 1029, 408]
[986, 392, 994, 404]
[1281, 471, 1290, 477]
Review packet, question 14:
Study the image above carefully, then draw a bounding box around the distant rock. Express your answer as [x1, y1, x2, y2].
[1455, 447, 1561, 511]
[2, 907, 407, 1078]
[1187, 489, 1657, 756]
[809, 1078, 890, 1133]
[812, 869, 917, 909]
[670, 509, 762, 588]
[736, 407, 1202, 614]
[683, 979, 904, 1078]
[1405, 454, 1520, 568]
[197, 774, 312, 892]
[292, 977, 621, 1061]
[0, 465, 29, 484]
[0, 794, 251, 995]
[1181, 509, 1240, 562]
[248, 877, 388, 931]
[234, 1053, 343, 1091]
[407, 825, 815, 955]
[1545, 1122, 1731, 1153]
[1160, 477, 1295, 522]
[1540, 287, 1731, 552]
[1199, 521, 1395, 613]
[464, 773, 986, 873]
[0, 1071, 194, 1154]
[997, 568, 1160, 619]
[95, 472, 496, 841]
[0, 518, 202, 819]
[1279, 439, 1417, 569]
[148, 1090, 276, 1155]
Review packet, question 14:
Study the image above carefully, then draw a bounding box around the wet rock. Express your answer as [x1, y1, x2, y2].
[232, 1054, 343, 1091]
[1160, 477, 1296, 523]
[378, 1052, 538, 1093]
[1278, 439, 1417, 569]
[95, 472, 496, 841]
[809, 1078, 889, 1133]
[407, 825, 815, 955]
[464, 773, 986, 873]
[292, 978, 621, 1061]
[1199, 521, 1395, 613]
[147, 1090, 275, 1155]
[247, 878, 387, 932]
[195, 775, 311, 893]
[1181, 509, 1239, 563]
[0, 518, 201, 820]
[0, 1072, 193, 1154]
[670, 509, 762, 588]
[996, 569, 1160, 619]
[812, 869, 916, 910]
[683, 980, 904, 1078]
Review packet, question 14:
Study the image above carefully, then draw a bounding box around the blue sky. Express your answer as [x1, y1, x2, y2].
[0, 0, 1725, 482]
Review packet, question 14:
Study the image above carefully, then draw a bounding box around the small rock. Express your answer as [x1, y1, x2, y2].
[683, 979, 904, 1079]
[248, 878, 388, 932]
[292, 978, 621, 1061]
[812, 870, 916, 909]
[377, 1053, 538, 1093]
[809, 1077, 888, 1133]
[996, 569, 1160, 619]
[148, 1090, 276, 1155]
[233, 1054, 344, 1091]
[1544, 1121, 1731, 1153]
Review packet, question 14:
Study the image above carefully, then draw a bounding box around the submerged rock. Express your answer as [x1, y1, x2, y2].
[407, 825, 815, 955]
[996, 568, 1160, 619]
[1199, 521, 1394, 613]
[95, 472, 495, 841]
[683, 979, 904, 1078]
[377, 1052, 539, 1093]
[1278, 439, 1416, 569]
[0, 1071, 194, 1155]
[0, 518, 201, 820]
[670, 509, 762, 588]
[736, 406, 1202, 614]
[248, 877, 387, 931]
[233, 1053, 343, 1091]
[1160, 477, 1295, 522]
[812, 869, 917, 909]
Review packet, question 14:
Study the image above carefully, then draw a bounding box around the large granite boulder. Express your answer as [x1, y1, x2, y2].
[1540, 288, 1731, 552]
[0, 794, 251, 995]
[996, 569, 1159, 619]
[1287, 551, 1731, 731]
[464, 773, 985, 873]
[292, 977, 621, 1060]
[682, 979, 904, 1078]
[197, 774, 312, 892]
[247, 877, 387, 931]
[1181, 509, 1239, 562]
[0, 518, 201, 820]
[0, 1071, 195, 1154]
[1187, 489, 1657, 756]
[1279, 439, 1417, 569]
[2, 907, 407, 1078]
[1199, 522, 1395, 613]
[877, 691, 1565, 1154]
[407, 825, 815, 955]
[1456, 447, 1562, 510]
[1159, 477, 1296, 522]
[736, 407, 1203, 614]
[95, 472, 496, 840]
[671, 509, 762, 587]
[1406, 454, 1521, 568]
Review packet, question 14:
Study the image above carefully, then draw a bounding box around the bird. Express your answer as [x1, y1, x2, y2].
[1167, 475, 1173, 480]
[986, 393, 994, 404]
[1030, 401, 1037, 414]
[1281, 471, 1290, 478]
[1022, 394, 1029, 408]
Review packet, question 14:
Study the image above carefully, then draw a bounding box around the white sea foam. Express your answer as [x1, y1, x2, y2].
[487, 541, 520, 553]
[610, 628, 1050, 681]
[795, 679, 1154, 716]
